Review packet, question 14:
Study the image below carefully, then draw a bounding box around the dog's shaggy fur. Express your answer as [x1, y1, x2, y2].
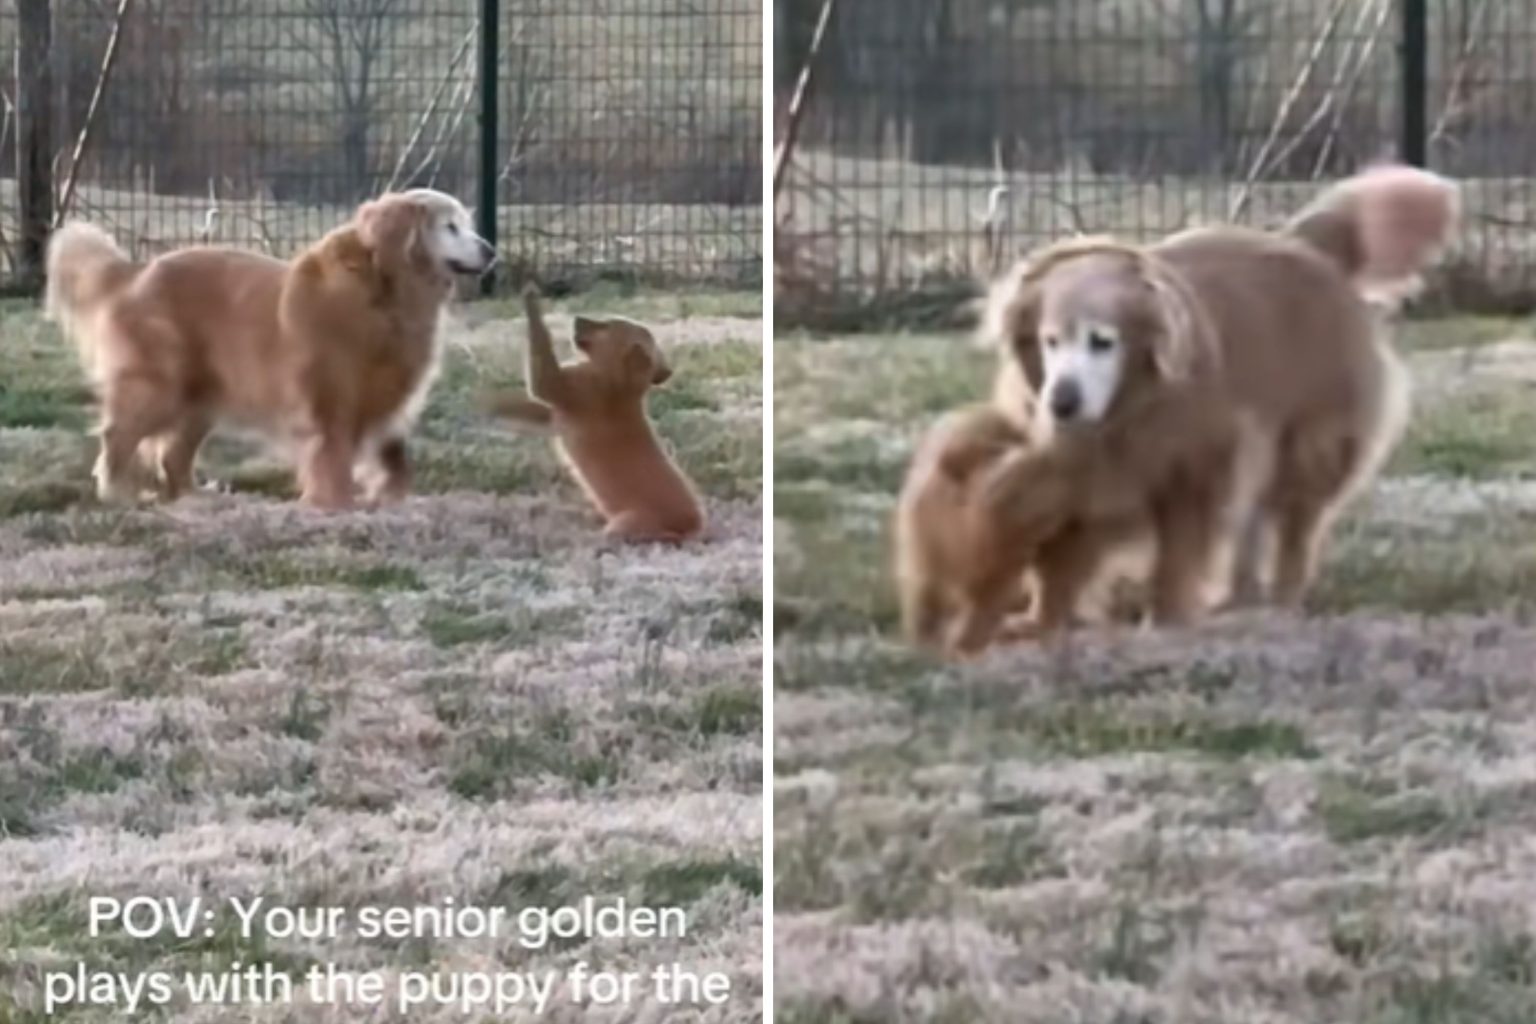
[45, 189, 495, 509]
[894, 404, 1070, 655]
[981, 165, 1458, 629]
[489, 287, 705, 543]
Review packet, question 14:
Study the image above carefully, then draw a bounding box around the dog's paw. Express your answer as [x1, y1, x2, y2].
[92, 461, 140, 505]
[299, 487, 356, 513]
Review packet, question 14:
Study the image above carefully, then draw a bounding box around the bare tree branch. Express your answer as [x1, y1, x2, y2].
[1228, 0, 1350, 221]
[55, 0, 136, 226]
[773, 0, 837, 202]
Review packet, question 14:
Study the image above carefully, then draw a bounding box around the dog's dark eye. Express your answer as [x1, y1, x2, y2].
[1042, 334, 1058, 350]
[1088, 331, 1115, 353]
[447, 223, 460, 236]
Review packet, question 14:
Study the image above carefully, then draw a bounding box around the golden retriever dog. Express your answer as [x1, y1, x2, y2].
[895, 404, 1040, 654]
[488, 287, 705, 543]
[981, 164, 1458, 629]
[899, 395, 1159, 656]
[44, 189, 496, 509]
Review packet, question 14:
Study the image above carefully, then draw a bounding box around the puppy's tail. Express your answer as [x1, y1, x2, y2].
[1285, 164, 1460, 306]
[45, 222, 139, 371]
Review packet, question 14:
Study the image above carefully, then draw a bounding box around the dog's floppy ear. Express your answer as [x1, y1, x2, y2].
[1140, 260, 1198, 382]
[1008, 284, 1045, 393]
[357, 196, 428, 267]
[980, 260, 1044, 392]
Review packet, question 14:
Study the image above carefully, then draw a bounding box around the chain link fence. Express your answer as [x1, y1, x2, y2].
[774, 0, 1536, 322]
[1, 0, 762, 292]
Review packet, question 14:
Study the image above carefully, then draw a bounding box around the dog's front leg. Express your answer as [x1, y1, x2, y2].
[364, 436, 412, 505]
[1032, 525, 1106, 635]
[523, 286, 571, 407]
[1149, 490, 1226, 627]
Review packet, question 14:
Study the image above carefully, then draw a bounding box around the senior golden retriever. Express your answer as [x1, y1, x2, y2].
[45, 189, 495, 509]
[981, 165, 1458, 631]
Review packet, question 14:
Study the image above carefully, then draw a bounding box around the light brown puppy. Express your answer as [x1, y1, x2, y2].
[45, 189, 495, 509]
[982, 165, 1459, 628]
[894, 404, 1071, 655]
[491, 287, 705, 543]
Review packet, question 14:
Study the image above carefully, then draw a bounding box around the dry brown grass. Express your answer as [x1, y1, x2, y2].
[0, 291, 764, 1021]
[774, 317, 1536, 1023]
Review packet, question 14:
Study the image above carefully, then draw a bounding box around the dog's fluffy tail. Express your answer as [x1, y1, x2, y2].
[1286, 164, 1460, 306]
[45, 222, 139, 374]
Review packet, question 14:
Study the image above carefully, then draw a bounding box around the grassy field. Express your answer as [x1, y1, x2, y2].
[773, 315, 1536, 1023]
[0, 286, 763, 1021]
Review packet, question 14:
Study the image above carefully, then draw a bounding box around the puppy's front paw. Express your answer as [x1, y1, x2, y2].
[603, 513, 685, 545]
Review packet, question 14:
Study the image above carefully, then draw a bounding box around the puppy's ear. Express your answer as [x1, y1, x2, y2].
[620, 339, 671, 386]
[573, 315, 605, 354]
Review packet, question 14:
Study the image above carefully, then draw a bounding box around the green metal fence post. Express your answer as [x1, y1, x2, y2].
[478, 0, 499, 294]
[1401, 0, 1428, 166]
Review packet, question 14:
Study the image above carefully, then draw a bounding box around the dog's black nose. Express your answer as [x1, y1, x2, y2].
[477, 238, 498, 269]
[1049, 379, 1082, 420]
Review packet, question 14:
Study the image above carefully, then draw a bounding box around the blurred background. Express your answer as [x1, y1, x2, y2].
[774, 0, 1535, 325]
[1, 0, 763, 293]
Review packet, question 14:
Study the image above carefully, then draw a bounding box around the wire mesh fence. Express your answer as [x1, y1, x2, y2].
[495, 2, 761, 286]
[0, 0, 762, 292]
[774, 0, 1536, 321]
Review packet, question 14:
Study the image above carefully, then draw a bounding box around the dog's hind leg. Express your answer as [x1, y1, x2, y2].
[1269, 429, 1362, 608]
[95, 375, 176, 503]
[1222, 416, 1279, 608]
[153, 411, 213, 502]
